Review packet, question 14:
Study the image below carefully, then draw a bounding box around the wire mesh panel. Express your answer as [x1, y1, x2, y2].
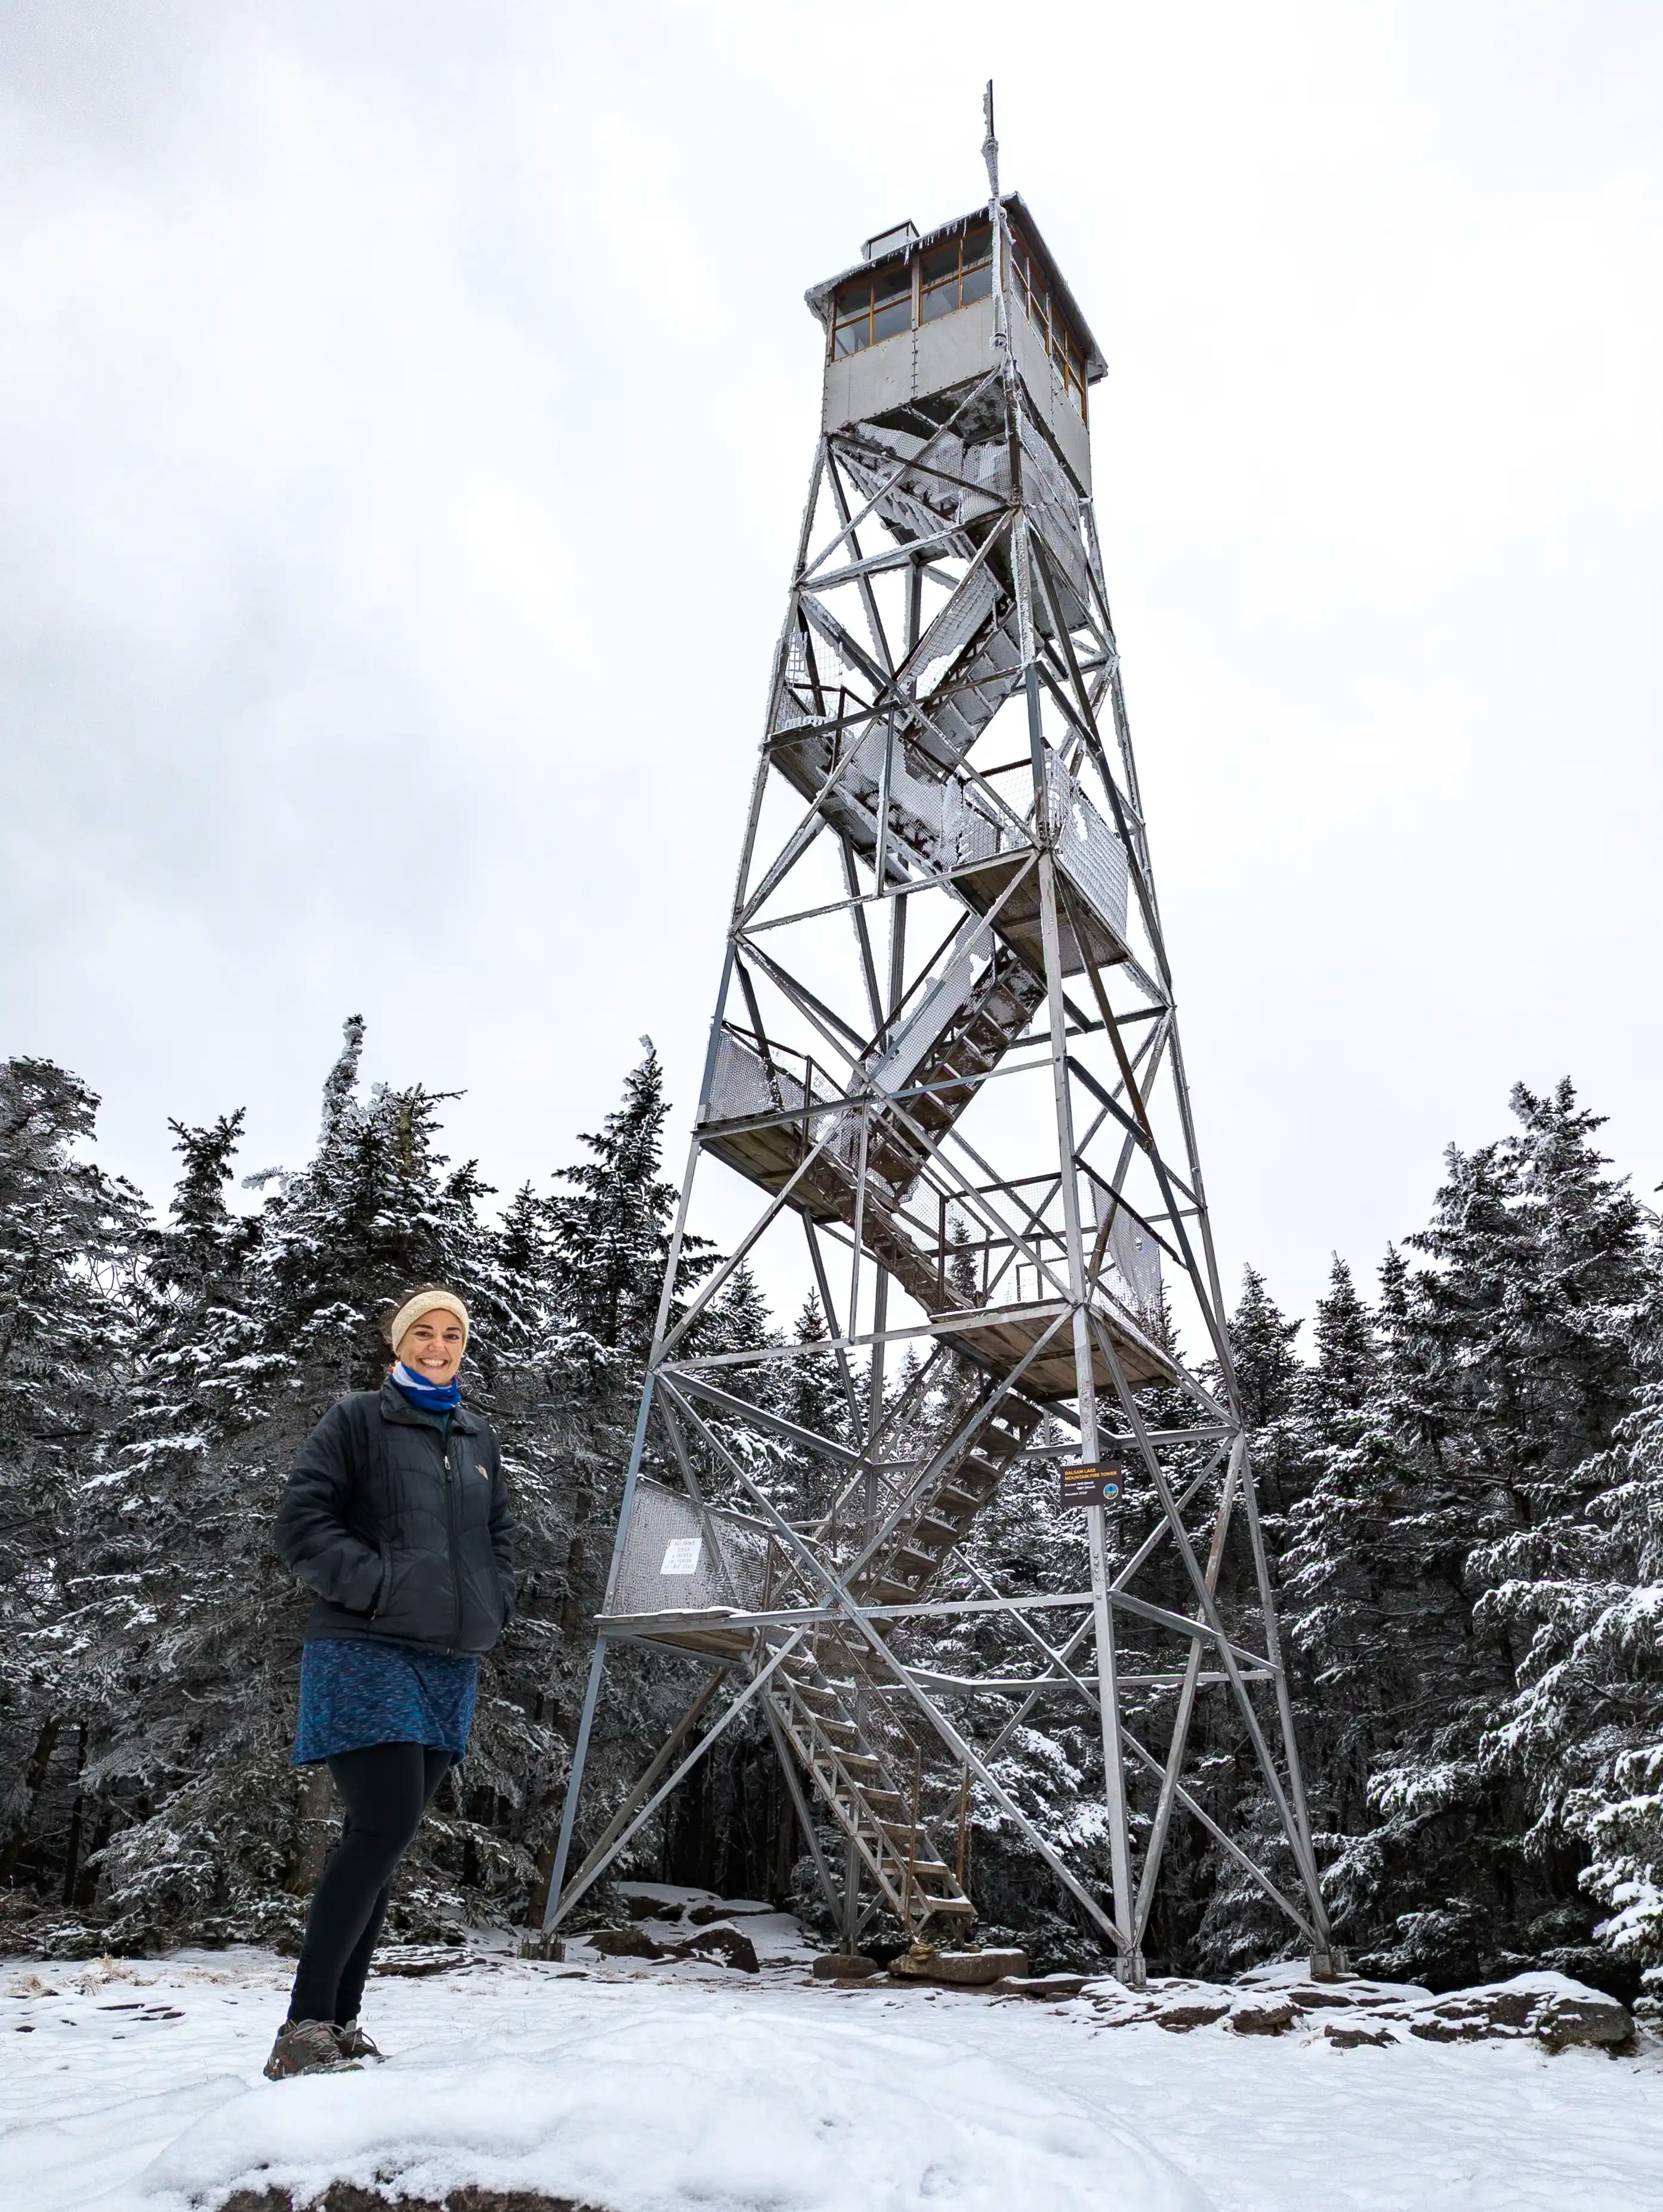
[707, 1031, 809, 1123]
[914, 566, 998, 695]
[1108, 1206, 1163, 1321]
[1048, 753, 1130, 942]
[606, 1478, 773, 1620]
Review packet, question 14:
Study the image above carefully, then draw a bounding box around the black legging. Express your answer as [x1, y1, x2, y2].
[288, 1742, 453, 2025]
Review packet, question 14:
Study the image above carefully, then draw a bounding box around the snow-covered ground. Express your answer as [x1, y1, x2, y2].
[5, 1909, 1661, 2212]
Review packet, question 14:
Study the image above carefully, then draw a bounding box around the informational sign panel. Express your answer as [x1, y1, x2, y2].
[1058, 1463, 1122, 1510]
[659, 1536, 704, 1576]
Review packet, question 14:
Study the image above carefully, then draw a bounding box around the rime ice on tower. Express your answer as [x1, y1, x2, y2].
[545, 101, 1336, 1986]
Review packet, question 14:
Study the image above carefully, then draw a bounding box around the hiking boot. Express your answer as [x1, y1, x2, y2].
[263, 2016, 349, 2079]
[333, 2017, 384, 2061]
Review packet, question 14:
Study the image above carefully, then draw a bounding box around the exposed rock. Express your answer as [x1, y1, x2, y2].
[1226, 1995, 1297, 2036]
[668, 1924, 759, 1974]
[812, 1954, 880, 1981]
[1237, 1963, 1430, 2006]
[1325, 2020, 1396, 2050]
[585, 1926, 669, 1961]
[1153, 1998, 1230, 2033]
[1284, 1984, 1357, 2011]
[1406, 1973, 1631, 2051]
[991, 1974, 1091, 2001]
[684, 1899, 773, 1924]
[890, 1946, 1028, 1988]
[1408, 2005, 1496, 2044]
[371, 1950, 489, 1980]
[220, 2191, 601, 2211]
[1077, 1980, 1156, 2026]
[552, 1917, 761, 1973]
[1531, 1987, 1632, 2052]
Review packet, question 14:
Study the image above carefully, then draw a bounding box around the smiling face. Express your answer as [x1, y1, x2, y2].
[395, 1310, 467, 1387]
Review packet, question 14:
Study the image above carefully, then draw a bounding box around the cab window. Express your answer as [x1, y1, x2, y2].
[920, 225, 993, 323]
[832, 261, 914, 357]
[1010, 231, 1087, 419]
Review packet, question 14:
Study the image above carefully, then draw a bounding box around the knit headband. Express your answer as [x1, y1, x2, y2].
[388, 1290, 470, 1352]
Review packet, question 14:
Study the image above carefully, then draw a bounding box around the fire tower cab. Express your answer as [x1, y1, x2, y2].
[806, 196, 1106, 494]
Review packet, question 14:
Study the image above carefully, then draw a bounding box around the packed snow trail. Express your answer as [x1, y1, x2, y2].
[3, 1946, 1661, 2212]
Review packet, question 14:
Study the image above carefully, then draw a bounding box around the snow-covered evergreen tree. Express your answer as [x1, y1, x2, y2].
[64, 1022, 517, 1948]
[782, 1292, 846, 1450]
[1282, 1262, 1406, 1831]
[68, 1107, 292, 1948]
[1228, 1264, 1305, 1508]
[0, 1059, 142, 1923]
[544, 1042, 705, 1365]
[1470, 1351, 1663, 2004]
[1343, 1084, 1654, 1986]
[11, 1016, 1660, 1992]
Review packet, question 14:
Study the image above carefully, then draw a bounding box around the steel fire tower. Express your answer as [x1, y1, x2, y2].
[544, 100, 1336, 1983]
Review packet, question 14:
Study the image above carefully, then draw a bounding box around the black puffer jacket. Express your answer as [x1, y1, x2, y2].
[274, 1380, 516, 1656]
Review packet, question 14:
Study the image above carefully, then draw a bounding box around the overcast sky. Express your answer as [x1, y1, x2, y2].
[4, 1, 1659, 1335]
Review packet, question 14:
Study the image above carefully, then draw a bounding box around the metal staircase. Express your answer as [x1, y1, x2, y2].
[701, 1001, 1174, 1400]
[770, 1644, 977, 1934]
[763, 1381, 1042, 1939]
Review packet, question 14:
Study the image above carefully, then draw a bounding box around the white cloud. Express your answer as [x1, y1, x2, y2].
[1, 0, 1658, 1322]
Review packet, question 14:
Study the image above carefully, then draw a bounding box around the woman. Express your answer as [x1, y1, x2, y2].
[264, 1284, 516, 2081]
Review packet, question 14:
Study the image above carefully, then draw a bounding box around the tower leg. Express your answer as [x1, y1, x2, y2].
[1032, 645, 1139, 1975]
[542, 1634, 609, 1933]
[1087, 1490, 1142, 1984]
[1234, 1444, 1339, 1967]
[841, 1832, 862, 1954]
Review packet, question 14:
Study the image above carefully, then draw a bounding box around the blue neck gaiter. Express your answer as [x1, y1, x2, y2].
[391, 1361, 462, 1412]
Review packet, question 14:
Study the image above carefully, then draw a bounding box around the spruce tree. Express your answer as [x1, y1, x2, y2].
[70, 1109, 291, 1948]
[1282, 1261, 1401, 1825]
[783, 1291, 846, 1446]
[544, 1043, 696, 1366]
[1354, 1083, 1653, 1985]
[75, 1022, 516, 1948]
[0, 1059, 142, 1924]
[1465, 1371, 1663, 2005]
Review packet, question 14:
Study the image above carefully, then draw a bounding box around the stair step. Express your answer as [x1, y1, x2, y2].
[913, 1515, 962, 1546]
[893, 1545, 939, 1574]
[878, 1828, 952, 1862]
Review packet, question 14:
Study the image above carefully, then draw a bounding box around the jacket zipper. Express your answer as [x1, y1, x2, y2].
[442, 1441, 464, 1655]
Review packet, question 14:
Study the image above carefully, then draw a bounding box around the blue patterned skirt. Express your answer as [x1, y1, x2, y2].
[292, 1637, 479, 1766]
